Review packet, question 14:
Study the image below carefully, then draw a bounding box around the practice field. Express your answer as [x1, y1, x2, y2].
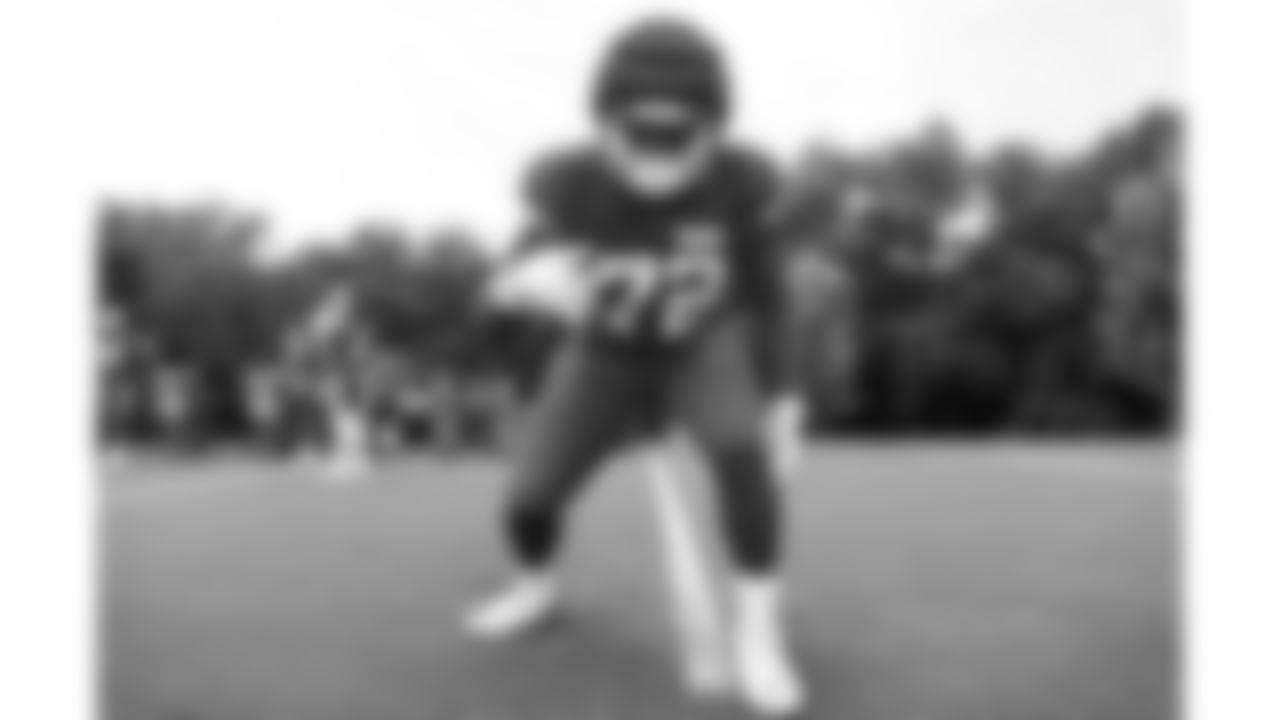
[103, 443, 1178, 720]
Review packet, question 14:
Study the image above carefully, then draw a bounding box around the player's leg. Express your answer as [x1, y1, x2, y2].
[672, 315, 806, 716]
[466, 342, 644, 639]
[640, 436, 738, 696]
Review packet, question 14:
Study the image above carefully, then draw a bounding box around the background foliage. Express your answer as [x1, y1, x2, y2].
[98, 106, 1181, 444]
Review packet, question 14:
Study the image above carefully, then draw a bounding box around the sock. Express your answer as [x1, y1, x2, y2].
[506, 501, 561, 567]
[734, 573, 785, 634]
[712, 444, 783, 572]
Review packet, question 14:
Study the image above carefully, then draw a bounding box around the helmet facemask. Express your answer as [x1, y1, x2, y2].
[598, 99, 720, 198]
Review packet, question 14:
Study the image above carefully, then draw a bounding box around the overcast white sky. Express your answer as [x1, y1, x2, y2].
[76, 0, 1177, 254]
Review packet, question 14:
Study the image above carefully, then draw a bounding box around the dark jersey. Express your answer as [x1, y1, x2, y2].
[522, 143, 792, 390]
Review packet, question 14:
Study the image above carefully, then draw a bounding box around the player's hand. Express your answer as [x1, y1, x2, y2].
[483, 246, 590, 323]
[765, 394, 806, 482]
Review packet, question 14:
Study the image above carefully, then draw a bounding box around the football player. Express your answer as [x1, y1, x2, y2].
[282, 287, 377, 480]
[467, 18, 807, 715]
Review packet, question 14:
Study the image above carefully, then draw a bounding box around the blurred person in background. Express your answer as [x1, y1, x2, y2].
[98, 306, 152, 465]
[782, 239, 859, 430]
[1093, 122, 1181, 429]
[152, 364, 200, 452]
[281, 286, 378, 481]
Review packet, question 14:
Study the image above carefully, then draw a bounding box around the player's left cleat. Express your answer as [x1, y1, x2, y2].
[464, 573, 561, 641]
[731, 576, 808, 717]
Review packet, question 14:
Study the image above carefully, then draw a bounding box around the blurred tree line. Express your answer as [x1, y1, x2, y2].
[98, 105, 1181, 448]
[99, 208, 552, 450]
[782, 105, 1180, 435]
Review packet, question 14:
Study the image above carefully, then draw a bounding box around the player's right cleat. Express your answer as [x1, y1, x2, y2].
[731, 576, 808, 717]
[463, 573, 561, 641]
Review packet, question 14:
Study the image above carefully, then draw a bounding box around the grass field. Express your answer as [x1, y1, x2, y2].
[103, 443, 1178, 720]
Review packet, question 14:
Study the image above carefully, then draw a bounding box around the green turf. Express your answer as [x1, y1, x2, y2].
[103, 443, 1178, 720]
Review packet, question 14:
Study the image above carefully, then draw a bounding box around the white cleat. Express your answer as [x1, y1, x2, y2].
[464, 575, 560, 641]
[734, 629, 807, 717]
[731, 579, 809, 717]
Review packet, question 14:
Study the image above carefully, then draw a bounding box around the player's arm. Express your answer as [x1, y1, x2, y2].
[484, 150, 592, 318]
[489, 158, 575, 274]
[737, 157, 803, 402]
[736, 154, 807, 477]
[754, 226, 808, 480]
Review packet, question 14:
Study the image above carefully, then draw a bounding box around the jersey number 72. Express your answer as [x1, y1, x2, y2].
[586, 250, 727, 341]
